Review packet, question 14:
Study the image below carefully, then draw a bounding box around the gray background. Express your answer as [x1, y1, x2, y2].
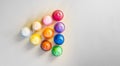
[0, 0, 120, 66]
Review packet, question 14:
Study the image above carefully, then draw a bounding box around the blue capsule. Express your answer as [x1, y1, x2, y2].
[54, 34, 64, 45]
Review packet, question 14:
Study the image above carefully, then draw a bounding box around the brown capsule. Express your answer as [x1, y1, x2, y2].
[41, 40, 52, 51]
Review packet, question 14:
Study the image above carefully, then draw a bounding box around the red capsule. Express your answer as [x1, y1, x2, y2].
[52, 10, 64, 21]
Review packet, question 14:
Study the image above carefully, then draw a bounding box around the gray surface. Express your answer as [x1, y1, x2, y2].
[0, 0, 120, 66]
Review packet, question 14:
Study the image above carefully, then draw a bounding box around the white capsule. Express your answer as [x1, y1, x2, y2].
[32, 21, 42, 31]
[21, 27, 31, 37]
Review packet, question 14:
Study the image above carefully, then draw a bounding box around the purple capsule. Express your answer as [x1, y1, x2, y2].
[54, 22, 65, 33]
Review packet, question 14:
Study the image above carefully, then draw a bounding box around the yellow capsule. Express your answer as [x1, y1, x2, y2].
[30, 33, 41, 46]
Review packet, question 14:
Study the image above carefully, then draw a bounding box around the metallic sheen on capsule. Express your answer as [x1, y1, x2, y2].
[30, 33, 42, 46]
[42, 16, 53, 26]
[21, 27, 31, 37]
[54, 22, 65, 33]
[32, 21, 42, 31]
[52, 45, 63, 56]
[52, 10, 64, 21]
[41, 40, 52, 51]
[54, 34, 64, 45]
[43, 28, 54, 39]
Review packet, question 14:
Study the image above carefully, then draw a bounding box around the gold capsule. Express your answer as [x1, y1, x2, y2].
[30, 33, 42, 46]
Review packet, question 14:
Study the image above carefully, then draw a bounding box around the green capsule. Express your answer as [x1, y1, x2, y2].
[52, 45, 63, 56]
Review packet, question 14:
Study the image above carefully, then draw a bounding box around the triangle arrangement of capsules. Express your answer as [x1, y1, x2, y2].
[20, 10, 65, 56]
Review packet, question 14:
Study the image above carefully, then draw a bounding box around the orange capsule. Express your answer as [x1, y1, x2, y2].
[41, 40, 52, 51]
[43, 28, 54, 39]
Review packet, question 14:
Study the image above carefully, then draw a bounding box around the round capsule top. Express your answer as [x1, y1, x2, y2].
[32, 21, 42, 31]
[54, 34, 64, 45]
[42, 16, 53, 26]
[54, 22, 65, 33]
[52, 45, 63, 56]
[43, 28, 54, 39]
[30, 33, 42, 46]
[52, 10, 64, 21]
[21, 27, 31, 37]
[41, 40, 52, 51]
